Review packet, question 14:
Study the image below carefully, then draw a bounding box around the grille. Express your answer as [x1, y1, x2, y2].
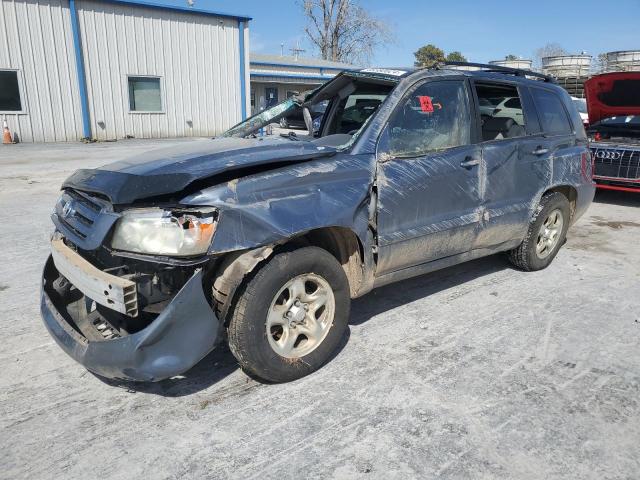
[57, 190, 104, 239]
[53, 189, 118, 250]
[591, 147, 640, 181]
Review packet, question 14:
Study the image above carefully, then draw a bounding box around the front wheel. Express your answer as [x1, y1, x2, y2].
[508, 191, 570, 271]
[227, 247, 350, 383]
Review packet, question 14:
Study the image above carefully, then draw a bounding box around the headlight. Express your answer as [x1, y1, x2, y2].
[111, 208, 217, 256]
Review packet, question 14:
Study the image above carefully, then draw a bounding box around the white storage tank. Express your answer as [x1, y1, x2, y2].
[541, 55, 592, 78]
[489, 58, 533, 70]
[605, 50, 640, 72]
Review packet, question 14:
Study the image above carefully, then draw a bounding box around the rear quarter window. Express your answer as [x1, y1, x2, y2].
[531, 88, 573, 136]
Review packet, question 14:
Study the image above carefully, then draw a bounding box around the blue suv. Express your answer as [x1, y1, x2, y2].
[41, 63, 595, 383]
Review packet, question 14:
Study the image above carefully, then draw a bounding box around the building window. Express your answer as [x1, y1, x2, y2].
[128, 76, 162, 112]
[0, 70, 23, 112]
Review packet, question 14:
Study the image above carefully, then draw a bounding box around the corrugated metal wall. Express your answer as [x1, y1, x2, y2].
[0, 0, 83, 142]
[76, 0, 244, 140]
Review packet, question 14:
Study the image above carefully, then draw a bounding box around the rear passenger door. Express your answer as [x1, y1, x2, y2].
[472, 82, 551, 249]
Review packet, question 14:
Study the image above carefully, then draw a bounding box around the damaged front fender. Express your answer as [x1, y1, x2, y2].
[181, 154, 377, 255]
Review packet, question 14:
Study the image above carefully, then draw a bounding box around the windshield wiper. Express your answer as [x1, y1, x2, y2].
[280, 131, 301, 141]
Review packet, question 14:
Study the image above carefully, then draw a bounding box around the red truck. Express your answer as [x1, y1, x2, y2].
[586, 72, 640, 192]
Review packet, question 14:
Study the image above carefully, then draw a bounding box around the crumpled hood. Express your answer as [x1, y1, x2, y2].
[63, 137, 336, 204]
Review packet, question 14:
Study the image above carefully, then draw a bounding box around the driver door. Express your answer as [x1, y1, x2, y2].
[376, 79, 482, 276]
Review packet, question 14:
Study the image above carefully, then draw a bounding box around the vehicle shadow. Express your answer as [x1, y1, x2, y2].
[104, 254, 511, 397]
[350, 254, 511, 326]
[593, 189, 640, 207]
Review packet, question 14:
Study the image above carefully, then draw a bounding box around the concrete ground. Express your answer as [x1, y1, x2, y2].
[1, 139, 639, 480]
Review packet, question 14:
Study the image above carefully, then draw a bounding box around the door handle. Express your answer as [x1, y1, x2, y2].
[532, 147, 549, 155]
[460, 157, 480, 168]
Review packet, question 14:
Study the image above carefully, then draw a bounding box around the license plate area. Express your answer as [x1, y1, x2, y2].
[51, 239, 138, 317]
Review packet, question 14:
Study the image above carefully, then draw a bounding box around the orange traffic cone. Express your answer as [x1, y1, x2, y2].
[3, 119, 13, 144]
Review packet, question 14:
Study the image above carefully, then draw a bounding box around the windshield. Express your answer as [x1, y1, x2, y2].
[223, 73, 397, 148]
[572, 98, 587, 114]
[223, 94, 307, 138]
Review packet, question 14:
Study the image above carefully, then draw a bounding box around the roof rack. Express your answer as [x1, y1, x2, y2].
[439, 61, 557, 83]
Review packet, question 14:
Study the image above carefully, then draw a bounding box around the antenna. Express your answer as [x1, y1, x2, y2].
[289, 39, 305, 61]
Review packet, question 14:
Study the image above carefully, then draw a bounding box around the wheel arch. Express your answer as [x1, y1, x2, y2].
[211, 226, 367, 326]
[543, 184, 578, 220]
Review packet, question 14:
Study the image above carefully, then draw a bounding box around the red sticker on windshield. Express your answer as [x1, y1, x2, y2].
[418, 96, 434, 112]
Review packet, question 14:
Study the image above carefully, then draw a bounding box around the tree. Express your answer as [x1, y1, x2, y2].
[504, 54, 518, 61]
[594, 53, 608, 73]
[301, 0, 394, 65]
[534, 42, 568, 68]
[446, 51, 467, 62]
[414, 44, 445, 68]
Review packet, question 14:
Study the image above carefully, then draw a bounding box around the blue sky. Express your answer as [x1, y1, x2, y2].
[157, 0, 640, 66]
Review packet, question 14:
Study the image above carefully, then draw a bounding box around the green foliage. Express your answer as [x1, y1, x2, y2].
[504, 54, 518, 61]
[446, 51, 467, 62]
[414, 45, 467, 67]
[414, 44, 445, 68]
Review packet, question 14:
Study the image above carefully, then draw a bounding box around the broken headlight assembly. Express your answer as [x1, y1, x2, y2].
[111, 208, 218, 256]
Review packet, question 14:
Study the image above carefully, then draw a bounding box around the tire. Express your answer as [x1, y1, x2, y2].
[508, 191, 571, 271]
[227, 246, 350, 383]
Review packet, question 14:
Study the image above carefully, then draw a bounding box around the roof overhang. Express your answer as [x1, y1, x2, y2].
[97, 0, 252, 21]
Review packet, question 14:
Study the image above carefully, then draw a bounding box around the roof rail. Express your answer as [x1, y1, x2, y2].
[439, 61, 557, 83]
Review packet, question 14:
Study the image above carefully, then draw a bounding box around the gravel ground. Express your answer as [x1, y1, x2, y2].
[1, 139, 639, 480]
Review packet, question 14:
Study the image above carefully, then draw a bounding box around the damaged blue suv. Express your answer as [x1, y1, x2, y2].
[41, 63, 595, 383]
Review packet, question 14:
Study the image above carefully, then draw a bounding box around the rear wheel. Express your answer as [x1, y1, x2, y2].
[227, 246, 350, 383]
[508, 192, 570, 271]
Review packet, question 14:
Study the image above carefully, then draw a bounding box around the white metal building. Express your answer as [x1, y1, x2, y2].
[0, 0, 250, 142]
[249, 54, 354, 115]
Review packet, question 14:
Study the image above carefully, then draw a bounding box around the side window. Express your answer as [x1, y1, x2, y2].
[0, 70, 23, 112]
[475, 83, 527, 141]
[530, 88, 573, 135]
[382, 80, 470, 158]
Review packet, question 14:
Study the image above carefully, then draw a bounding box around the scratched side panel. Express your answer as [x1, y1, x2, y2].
[474, 137, 553, 249]
[376, 145, 483, 275]
[180, 154, 376, 253]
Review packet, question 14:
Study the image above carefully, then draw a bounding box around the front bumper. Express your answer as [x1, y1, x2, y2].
[41, 256, 220, 382]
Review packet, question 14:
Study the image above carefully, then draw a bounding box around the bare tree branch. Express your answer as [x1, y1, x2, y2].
[299, 0, 394, 65]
